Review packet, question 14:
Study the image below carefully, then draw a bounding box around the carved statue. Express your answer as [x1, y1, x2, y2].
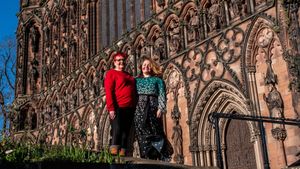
[187, 9, 199, 42]
[153, 37, 166, 61]
[69, 0, 77, 24]
[156, 0, 165, 7]
[263, 85, 284, 127]
[93, 72, 101, 96]
[43, 25, 50, 46]
[229, 0, 247, 19]
[71, 87, 78, 109]
[61, 8, 68, 33]
[69, 40, 77, 71]
[81, 0, 87, 15]
[80, 20, 88, 60]
[29, 26, 40, 52]
[207, 0, 221, 31]
[168, 19, 181, 54]
[29, 58, 39, 93]
[172, 121, 183, 164]
[42, 65, 49, 87]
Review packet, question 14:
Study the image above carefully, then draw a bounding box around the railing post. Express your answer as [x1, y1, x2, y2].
[259, 120, 270, 169]
[214, 114, 224, 169]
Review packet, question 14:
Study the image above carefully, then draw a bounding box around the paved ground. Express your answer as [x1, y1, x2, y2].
[118, 157, 219, 169]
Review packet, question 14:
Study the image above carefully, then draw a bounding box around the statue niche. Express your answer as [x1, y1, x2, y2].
[29, 26, 40, 53]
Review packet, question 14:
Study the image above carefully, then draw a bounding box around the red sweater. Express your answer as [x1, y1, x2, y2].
[104, 69, 136, 111]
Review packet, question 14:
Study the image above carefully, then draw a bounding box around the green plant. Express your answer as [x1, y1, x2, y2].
[1, 140, 116, 165]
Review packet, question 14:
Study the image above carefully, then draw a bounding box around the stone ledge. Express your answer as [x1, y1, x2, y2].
[120, 157, 219, 169]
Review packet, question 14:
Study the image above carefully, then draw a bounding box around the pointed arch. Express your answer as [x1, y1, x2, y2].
[96, 101, 110, 148]
[189, 80, 258, 167]
[244, 16, 279, 69]
[132, 34, 146, 49]
[146, 24, 162, 42]
[163, 14, 179, 30]
[179, 1, 197, 20]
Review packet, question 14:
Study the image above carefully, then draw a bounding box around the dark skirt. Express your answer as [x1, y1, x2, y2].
[134, 95, 173, 160]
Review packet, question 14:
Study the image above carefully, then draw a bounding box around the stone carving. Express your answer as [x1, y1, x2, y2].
[52, 21, 59, 40]
[60, 47, 67, 77]
[207, 0, 222, 31]
[153, 37, 165, 61]
[80, 20, 88, 61]
[69, 0, 77, 25]
[79, 79, 88, 104]
[81, 0, 87, 15]
[172, 121, 184, 164]
[138, 39, 150, 58]
[283, 1, 300, 118]
[263, 85, 286, 140]
[228, 0, 247, 19]
[263, 58, 286, 140]
[93, 71, 102, 96]
[62, 91, 69, 113]
[156, 0, 165, 7]
[167, 70, 180, 89]
[255, 0, 268, 6]
[183, 49, 202, 80]
[29, 26, 40, 53]
[186, 9, 199, 42]
[168, 19, 181, 55]
[51, 59, 59, 82]
[43, 25, 50, 46]
[61, 8, 68, 33]
[258, 28, 274, 48]
[30, 57, 39, 93]
[42, 65, 49, 87]
[171, 94, 184, 164]
[69, 39, 77, 72]
[71, 87, 78, 109]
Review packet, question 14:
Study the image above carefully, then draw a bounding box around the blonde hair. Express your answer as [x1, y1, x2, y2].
[139, 56, 162, 77]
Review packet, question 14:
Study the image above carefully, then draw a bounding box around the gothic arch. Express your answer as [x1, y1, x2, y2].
[200, 0, 210, 7]
[189, 80, 257, 167]
[67, 80, 76, 92]
[190, 80, 250, 145]
[96, 60, 107, 71]
[179, 1, 197, 19]
[82, 104, 95, 125]
[97, 104, 110, 150]
[132, 34, 146, 49]
[76, 73, 87, 86]
[163, 63, 186, 93]
[244, 16, 280, 68]
[163, 14, 179, 30]
[86, 66, 96, 78]
[146, 24, 162, 41]
[121, 43, 132, 54]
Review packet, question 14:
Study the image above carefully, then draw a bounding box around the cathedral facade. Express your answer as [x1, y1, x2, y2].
[12, 0, 300, 169]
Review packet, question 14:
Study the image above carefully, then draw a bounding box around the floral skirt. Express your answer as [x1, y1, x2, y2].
[134, 95, 173, 160]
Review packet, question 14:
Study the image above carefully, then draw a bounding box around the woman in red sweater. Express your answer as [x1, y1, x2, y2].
[104, 52, 136, 156]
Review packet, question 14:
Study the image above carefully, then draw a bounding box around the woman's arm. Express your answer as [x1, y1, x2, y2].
[104, 71, 115, 112]
[157, 77, 167, 115]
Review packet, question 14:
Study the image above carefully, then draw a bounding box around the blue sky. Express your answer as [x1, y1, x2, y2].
[0, 1, 19, 137]
[0, 1, 19, 40]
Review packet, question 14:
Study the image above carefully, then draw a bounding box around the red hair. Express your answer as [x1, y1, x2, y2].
[113, 52, 127, 60]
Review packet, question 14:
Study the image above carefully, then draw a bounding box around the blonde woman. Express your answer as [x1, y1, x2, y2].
[134, 56, 173, 160]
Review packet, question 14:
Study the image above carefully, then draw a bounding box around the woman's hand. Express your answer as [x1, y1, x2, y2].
[156, 109, 162, 118]
[109, 111, 116, 120]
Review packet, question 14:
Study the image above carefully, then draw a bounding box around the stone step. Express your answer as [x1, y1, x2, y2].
[118, 157, 219, 169]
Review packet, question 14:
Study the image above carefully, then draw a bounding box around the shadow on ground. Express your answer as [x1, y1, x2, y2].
[0, 157, 219, 169]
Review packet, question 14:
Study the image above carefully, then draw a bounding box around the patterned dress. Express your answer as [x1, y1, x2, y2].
[134, 76, 173, 160]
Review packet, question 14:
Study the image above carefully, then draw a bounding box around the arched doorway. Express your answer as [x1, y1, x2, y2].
[225, 118, 256, 169]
